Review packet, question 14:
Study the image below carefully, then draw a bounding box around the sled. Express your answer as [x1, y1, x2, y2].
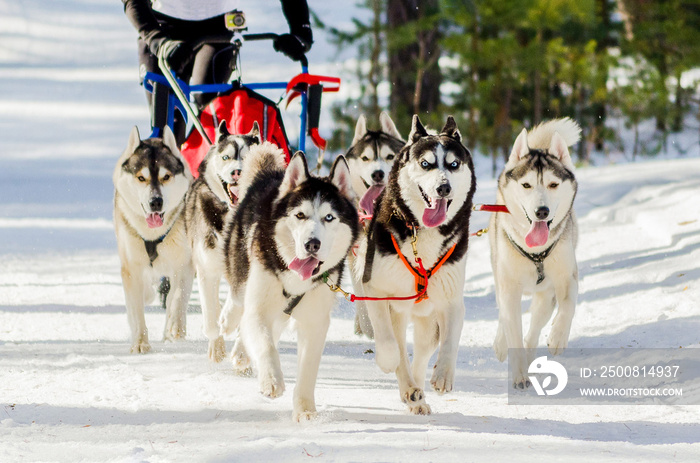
[143, 32, 340, 177]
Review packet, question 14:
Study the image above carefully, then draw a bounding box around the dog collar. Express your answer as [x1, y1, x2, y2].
[505, 233, 560, 285]
[281, 266, 341, 315]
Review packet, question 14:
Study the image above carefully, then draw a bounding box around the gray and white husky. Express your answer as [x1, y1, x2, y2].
[219, 148, 359, 421]
[113, 126, 193, 354]
[345, 111, 405, 338]
[354, 115, 476, 414]
[184, 121, 260, 362]
[489, 117, 581, 388]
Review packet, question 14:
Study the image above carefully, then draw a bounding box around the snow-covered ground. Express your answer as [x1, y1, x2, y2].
[1, 2, 700, 462]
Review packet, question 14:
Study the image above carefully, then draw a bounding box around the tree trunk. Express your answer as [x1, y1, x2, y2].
[387, 0, 441, 132]
[365, 0, 383, 122]
[532, 30, 543, 124]
[672, 70, 683, 133]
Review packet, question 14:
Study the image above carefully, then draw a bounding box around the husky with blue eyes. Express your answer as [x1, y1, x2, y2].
[183, 121, 260, 362]
[490, 118, 581, 390]
[219, 149, 359, 422]
[354, 115, 476, 414]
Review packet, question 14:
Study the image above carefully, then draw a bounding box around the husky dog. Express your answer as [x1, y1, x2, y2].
[490, 118, 581, 388]
[184, 121, 260, 362]
[346, 111, 405, 214]
[219, 149, 358, 421]
[355, 115, 476, 414]
[345, 111, 405, 338]
[113, 126, 194, 354]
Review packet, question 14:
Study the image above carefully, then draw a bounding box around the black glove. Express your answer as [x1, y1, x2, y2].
[157, 40, 194, 75]
[273, 33, 312, 61]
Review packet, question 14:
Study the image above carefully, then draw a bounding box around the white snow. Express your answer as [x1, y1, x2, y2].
[1, 1, 700, 462]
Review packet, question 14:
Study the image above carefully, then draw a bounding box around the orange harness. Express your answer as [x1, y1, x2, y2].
[389, 233, 457, 303]
[323, 225, 457, 304]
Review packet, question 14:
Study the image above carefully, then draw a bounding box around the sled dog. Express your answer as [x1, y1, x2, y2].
[113, 126, 194, 354]
[345, 111, 405, 338]
[490, 118, 581, 388]
[184, 121, 260, 362]
[355, 115, 476, 414]
[220, 149, 358, 421]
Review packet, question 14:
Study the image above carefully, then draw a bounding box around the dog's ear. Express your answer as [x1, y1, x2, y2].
[249, 121, 262, 143]
[440, 116, 461, 143]
[162, 126, 181, 155]
[407, 114, 428, 144]
[549, 132, 575, 170]
[352, 114, 368, 145]
[379, 111, 403, 140]
[127, 126, 141, 154]
[329, 155, 353, 200]
[162, 126, 192, 179]
[508, 128, 530, 165]
[279, 151, 309, 198]
[217, 120, 230, 142]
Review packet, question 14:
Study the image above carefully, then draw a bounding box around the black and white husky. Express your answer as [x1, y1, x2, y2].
[345, 111, 405, 338]
[490, 118, 581, 388]
[219, 148, 359, 421]
[355, 115, 476, 414]
[113, 126, 193, 353]
[184, 121, 260, 362]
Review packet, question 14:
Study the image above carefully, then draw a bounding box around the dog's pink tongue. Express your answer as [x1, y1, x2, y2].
[288, 256, 320, 281]
[359, 184, 385, 215]
[146, 212, 163, 228]
[228, 184, 240, 206]
[525, 221, 549, 247]
[422, 198, 448, 228]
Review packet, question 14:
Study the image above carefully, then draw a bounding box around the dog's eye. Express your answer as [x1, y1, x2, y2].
[449, 161, 459, 169]
[420, 160, 430, 169]
[295, 212, 306, 220]
[522, 183, 532, 189]
[386, 154, 394, 161]
[549, 182, 559, 189]
[162, 174, 171, 182]
[324, 214, 335, 222]
[222, 155, 230, 161]
[361, 156, 370, 162]
[137, 176, 147, 182]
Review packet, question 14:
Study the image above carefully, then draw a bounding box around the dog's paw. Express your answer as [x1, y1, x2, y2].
[430, 364, 455, 394]
[208, 336, 226, 363]
[403, 387, 431, 415]
[163, 325, 186, 342]
[547, 324, 569, 355]
[293, 399, 318, 422]
[512, 375, 532, 390]
[130, 341, 151, 354]
[230, 342, 251, 375]
[374, 341, 400, 373]
[259, 373, 285, 398]
[547, 327, 568, 356]
[293, 409, 318, 422]
[493, 329, 508, 363]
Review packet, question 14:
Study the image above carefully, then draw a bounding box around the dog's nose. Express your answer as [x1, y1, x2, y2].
[436, 183, 452, 198]
[371, 170, 384, 183]
[149, 196, 163, 212]
[231, 169, 241, 180]
[305, 238, 321, 254]
[535, 206, 550, 220]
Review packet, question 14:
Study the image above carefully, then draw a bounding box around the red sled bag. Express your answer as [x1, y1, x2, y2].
[181, 83, 291, 177]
